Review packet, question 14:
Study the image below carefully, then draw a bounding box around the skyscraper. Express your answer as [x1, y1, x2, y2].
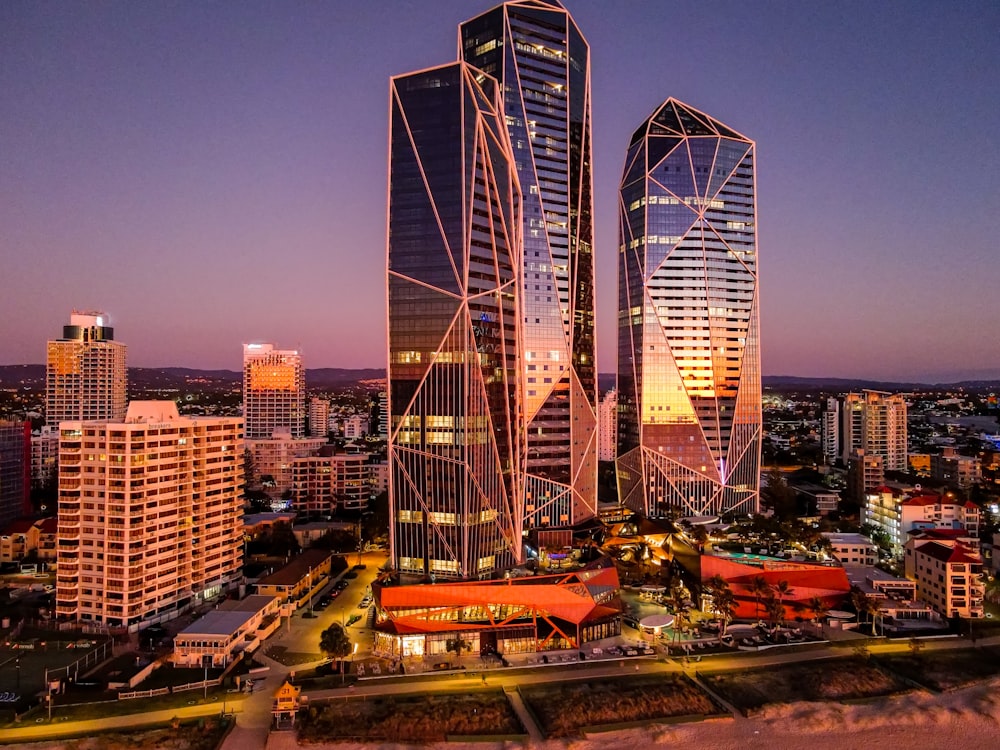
[46, 311, 127, 427]
[387, 60, 523, 580]
[616, 98, 761, 517]
[242, 343, 305, 439]
[56, 402, 243, 626]
[460, 0, 597, 529]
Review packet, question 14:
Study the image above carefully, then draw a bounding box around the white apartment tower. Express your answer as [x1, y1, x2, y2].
[308, 397, 330, 438]
[55, 402, 243, 627]
[836, 391, 907, 471]
[242, 343, 305, 439]
[46, 311, 127, 427]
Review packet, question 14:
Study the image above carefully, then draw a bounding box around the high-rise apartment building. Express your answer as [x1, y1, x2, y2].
[616, 98, 761, 517]
[56, 402, 243, 626]
[387, 60, 523, 580]
[0, 421, 31, 526]
[308, 397, 330, 438]
[242, 343, 305, 439]
[46, 311, 127, 427]
[826, 391, 907, 470]
[460, 0, 598, 528]
[821, 396, 839, 465]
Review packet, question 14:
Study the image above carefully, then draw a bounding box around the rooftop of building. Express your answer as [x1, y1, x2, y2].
[125, 401, 181, 423]
[822, 532, 875, 546]
[176, 610, 258, 639]
[1, 518, 36, 535]
[255, 548, 333, 587]
[243, 512, 297, 527]
[216, 595, 277, 613]
[914, 541, 981, 565]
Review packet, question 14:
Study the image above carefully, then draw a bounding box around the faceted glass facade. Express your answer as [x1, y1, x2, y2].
[460, 0, 597, 528]
[387, 61, 523, 580]
[616, 99, 761, 517]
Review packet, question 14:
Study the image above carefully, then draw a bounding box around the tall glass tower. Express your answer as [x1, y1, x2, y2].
[616, 98, 761, 518]
[387, 61, 523, 580]
[460, 0, 597, 529]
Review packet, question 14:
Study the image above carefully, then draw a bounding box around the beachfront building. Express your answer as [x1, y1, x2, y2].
[372, 561, 621, 658]
[904, 536, 985, 619]
[173, 595, 281, 667]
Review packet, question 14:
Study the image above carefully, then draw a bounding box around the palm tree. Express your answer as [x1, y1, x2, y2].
[809, 596, 829, 632]
[668, 587, 691, 645]
[704, 575, 736, 636]
[772, 580, 791, 622]
[849, 587, 872, 631]
[445, 635, 473, 661]
[750, 575, 770, 622]
[764, 593, 784, 629]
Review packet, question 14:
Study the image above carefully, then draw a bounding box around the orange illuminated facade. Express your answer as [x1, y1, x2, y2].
[243, 343, 305, 439]
[617, 99, 761, 517]
[46, 311, 127, 428]
[372, 561, 621, 657]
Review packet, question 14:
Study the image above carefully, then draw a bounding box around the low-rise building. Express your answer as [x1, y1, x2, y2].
[254, 549, 334, 608]
[823, 533, 877, 566]
[904, 536, 985, 619]
[173, 595, 281, 667]
[863, 486, 980, 558]
[0, 519, 38, 563]
[842, 565, 943, 631]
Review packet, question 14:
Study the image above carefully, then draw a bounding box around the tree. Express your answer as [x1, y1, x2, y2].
[445, 635, 473, 660]
[809, 596, 829, 627]
[760, 468, 798, 520]
[668, 587, 692, 644]
[772, 579, 792, 613]
[319, 623, 352, 661]
[764, 593, 785, 629]
[750, 575, 770, 621]
[705, 575, 736, 637]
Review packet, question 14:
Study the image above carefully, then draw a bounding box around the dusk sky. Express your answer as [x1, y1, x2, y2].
[2, 0, 998, 382]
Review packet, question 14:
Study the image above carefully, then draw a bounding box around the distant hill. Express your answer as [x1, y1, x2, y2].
[0, 364, 385, 391]
[1, 364, 996, 393]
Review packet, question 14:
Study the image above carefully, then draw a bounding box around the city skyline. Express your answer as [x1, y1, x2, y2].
[2, 1, 998, 382]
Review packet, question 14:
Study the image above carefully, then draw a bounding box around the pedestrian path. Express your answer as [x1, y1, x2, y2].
[504, 685, 543, 741]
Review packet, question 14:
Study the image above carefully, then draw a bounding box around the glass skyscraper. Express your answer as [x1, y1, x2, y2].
[460, 0, 597, 529]
[387, 61, 523, 580]
[616, 98, 761, 518]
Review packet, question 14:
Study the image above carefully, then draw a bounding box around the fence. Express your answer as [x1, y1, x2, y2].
[45, 640, 113, 684]
[172, 677, 223, 694]
[119, 686, 170, 701]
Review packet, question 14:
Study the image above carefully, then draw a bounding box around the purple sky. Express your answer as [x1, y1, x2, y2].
[2, 1, 998, 382]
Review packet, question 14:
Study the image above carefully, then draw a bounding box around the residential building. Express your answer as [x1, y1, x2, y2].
[246, 433, 325, 496]
[848, 449, 884, 501]
[254, 548, 333, 607]
[0, 518, 38, 563]
[387, 60, 523, 580]
[341, 415, 369, 440]
[0, 420, 31, 525]
[864, 486, 980, 557]
[931, 447, 981, 488]
[820, 397, 839, 465]
[461, 0, 598, 528]
[46, 311, 127, 428]
[308, 397, 330, 439]
[55, 401, 243, 628]
[31, 425, 59, 490]
[290, 449, 372, 515]
[842, 565, 944, 632]
[173, 595, 281, 668]
[616, 98, 761, 517]
[598, 389, 617, 461]
[833, 391, 907, 471]
[822, 533, 877, 566]
[242, 343, 305, 440]
[375, 391, 388, 440]
[904, 536, 985, 618]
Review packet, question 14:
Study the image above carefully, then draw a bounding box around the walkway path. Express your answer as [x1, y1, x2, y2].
[503, 685, 543, 742]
